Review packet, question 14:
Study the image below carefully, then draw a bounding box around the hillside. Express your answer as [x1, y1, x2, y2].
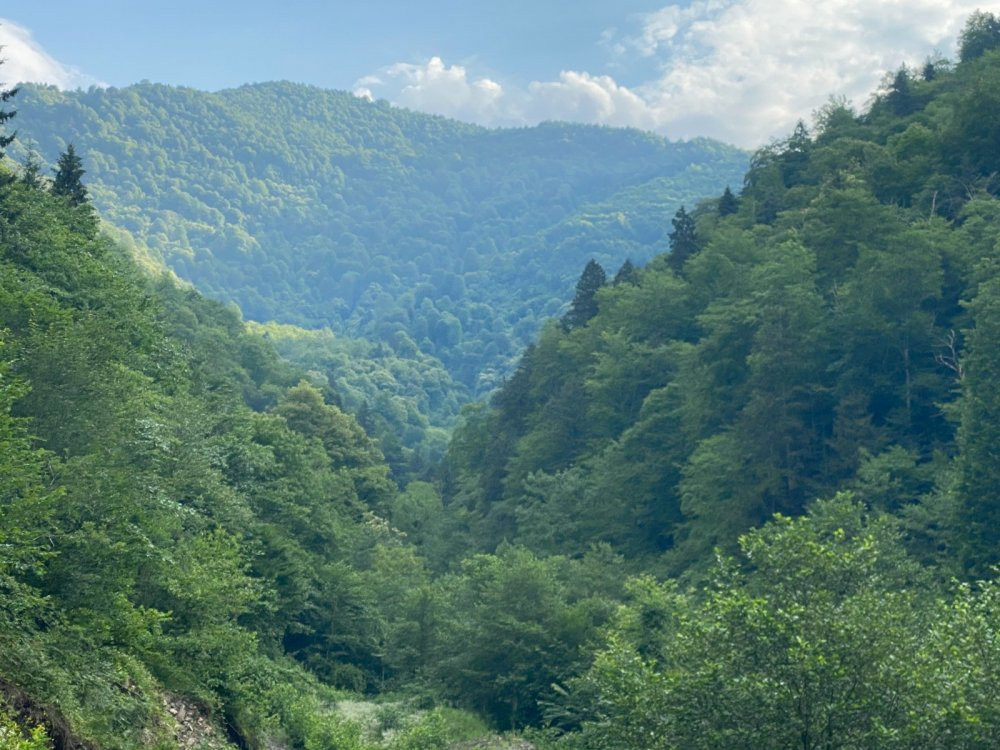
[7, 81, 746, 449]
[441, 36, 1000, 572]
[0, 147, 544, 750]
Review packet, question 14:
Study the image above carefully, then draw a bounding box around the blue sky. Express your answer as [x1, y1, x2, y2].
[0, 1, 994, 147]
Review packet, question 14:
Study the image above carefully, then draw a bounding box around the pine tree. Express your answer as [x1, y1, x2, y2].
[718, 186, 739, 216]
[562, 259, 606, 330]
[0, 55, 16, 159]
[886, 68, 915, 116]
[613, 258, 639, 286]
[20, 148, 43, 189]
[52, 144, 88, 205]
[667, 206, 698, 272]
[921, 58, 937, 82]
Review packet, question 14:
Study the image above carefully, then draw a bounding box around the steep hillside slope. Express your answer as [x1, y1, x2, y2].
[9, 81, 746, 403]
[441, 39, 1000, 575]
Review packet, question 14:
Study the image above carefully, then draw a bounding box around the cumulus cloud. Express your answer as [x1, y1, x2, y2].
[618, 0, 984, 145]
[358, 57, 505, 123]
[525, 72, 658, 129]
[0, 19, 103, 89]
[357, 1, 987, 147]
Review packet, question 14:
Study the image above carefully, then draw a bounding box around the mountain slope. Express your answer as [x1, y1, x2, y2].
[9, 82, 746, 404]
[439, 42, 1000, 575]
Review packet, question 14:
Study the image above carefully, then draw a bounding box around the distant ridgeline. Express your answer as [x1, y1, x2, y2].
[8, 81, 747, 449]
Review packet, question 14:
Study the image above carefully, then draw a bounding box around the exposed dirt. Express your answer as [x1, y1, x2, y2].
[160, 693, 232, 750]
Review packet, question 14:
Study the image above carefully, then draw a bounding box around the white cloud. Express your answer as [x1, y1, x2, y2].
[620, 0, 987, 145]
[525, 72, 658, 130]
[362, 57, 505, 123]
[0, 19, 104, 89]
[357, 1, 991, 147]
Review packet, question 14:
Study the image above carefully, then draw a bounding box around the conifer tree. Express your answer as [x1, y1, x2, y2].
[0, 54, 16, 159]
[20, 148, 43, 189]
[887, 68, 915, 116]
[612, 258, 639, 286]
[921, 58, 937, 82]
[667, 205, 698, 272]
[51, 144, 88, 205]
[563, 259, 606, 330]
[718, 186, 739, 216]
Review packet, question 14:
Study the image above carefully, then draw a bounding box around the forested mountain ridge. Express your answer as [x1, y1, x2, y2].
[442, 18, 1000, 577]
[8, 80, 746, 398]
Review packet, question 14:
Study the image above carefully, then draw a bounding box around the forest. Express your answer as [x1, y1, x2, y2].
[2, 10, 1000, 750]
[7, 82, 747, 476]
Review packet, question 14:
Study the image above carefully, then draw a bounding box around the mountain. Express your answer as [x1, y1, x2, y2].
[440, 32, 1000, 577]
[8, 81, 746, 433]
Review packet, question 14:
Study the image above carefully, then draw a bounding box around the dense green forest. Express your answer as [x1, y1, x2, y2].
[8, 83, 747, 471]
[5, 11, 1000, 750]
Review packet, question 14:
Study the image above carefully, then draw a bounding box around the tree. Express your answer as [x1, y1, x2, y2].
[921, 55, 940, 81]
[20, 149, 43, 189]
[0, 51, 16, 159]
[954, 269, 1000, 575]
[718, 185, 739, 216]
[562, 259, 606, 330]
[51, 144, 88, 205]
[667, 205, 698, 272]
[573, 497, 933, 750]
[887, 67, 916, 116]
[959, 10, 1000, 62]
[433, 546, 610, 729]
[612, 258, 639, 286]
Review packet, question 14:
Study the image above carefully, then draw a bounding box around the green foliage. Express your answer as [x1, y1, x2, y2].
[717, 185, 739, 216]
[959, 10, 1000, 62]
[8, 15, 1000, 748]
[0, 704, 50, 750]
[444, 30, 995, 572]
[8, 82, 747, 455]
[954, 267, 1000, 574]
[249, 321, 461, 481]
[51, 144, 87, 206]
[666, 204, 698, 271]
[428, 546, 617, 730]
[566, 498, 1000, 749]
[0, 162, 407, 746]
[561, 260, 606, 331]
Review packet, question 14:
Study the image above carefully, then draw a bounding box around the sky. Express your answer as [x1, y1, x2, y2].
[0, 1, 994, 148]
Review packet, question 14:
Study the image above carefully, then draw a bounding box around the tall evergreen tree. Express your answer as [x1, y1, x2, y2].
[563, 259, 606, 330]
[0, 55, 16, 159]
[887, 68, 916, 116]
[667, 206, 698, 272]
[921, 57, 937, 82]
[718, 186, 739, 216]
[955, 270, 1000, 575]
[20, 147, 43, 189]
[51, 144, 88, 205]
[612, 258, 639, 286]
